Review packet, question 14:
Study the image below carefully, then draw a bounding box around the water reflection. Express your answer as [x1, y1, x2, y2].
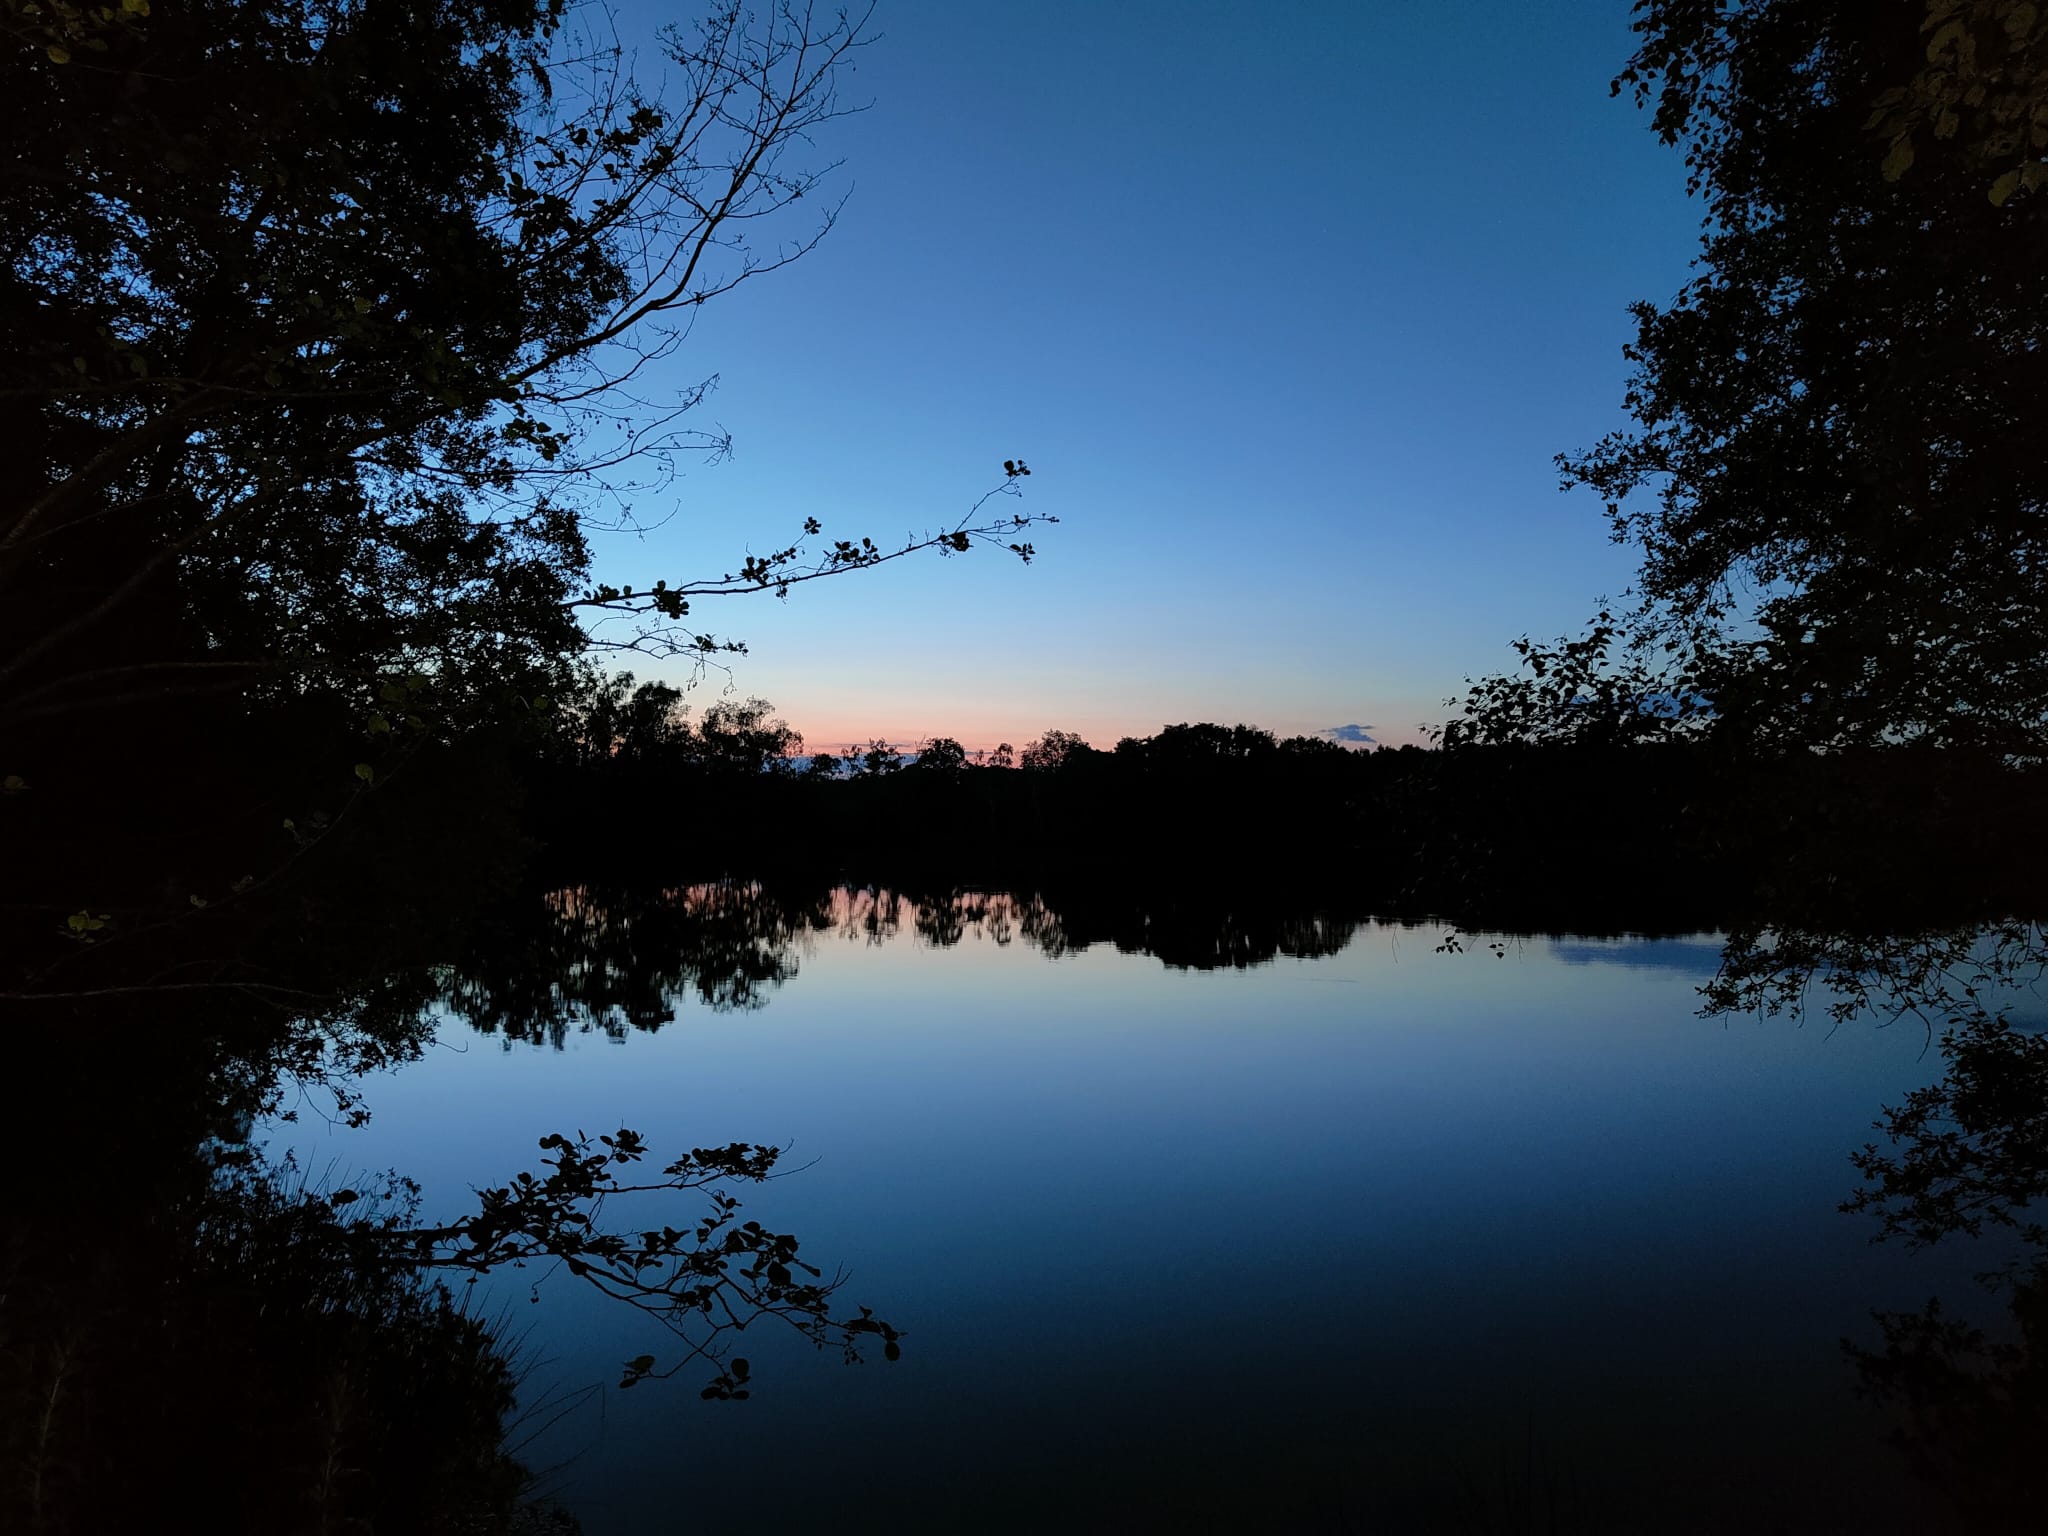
[440, 883, 1370, 1048]
[422, 884, 2048, 1529]
[8, 880, 2047, 1533]
[1716, 917, 2048, 1532]
[1548, 936, 1728, 976]
[445, 883, 836, 1045]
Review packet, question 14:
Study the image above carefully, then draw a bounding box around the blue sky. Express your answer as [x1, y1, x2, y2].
[591, 0, 1700, 751]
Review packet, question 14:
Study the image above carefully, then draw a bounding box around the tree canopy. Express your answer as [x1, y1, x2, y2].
[1, 0, 1052, 996]
[1528, 0, 2047, 753]
[2, 0, 1049, 718]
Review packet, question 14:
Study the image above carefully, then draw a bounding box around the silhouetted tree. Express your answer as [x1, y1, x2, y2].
[696, 696, 803, 776]
[2, 0, 1051, 700]
[1132, 722, 1277, 765]
[1, 0, 1051, 1002]
[1442, 611, 1716, 749]
[1019, 728, 1089, 771]
[560, 669, 691, 767]
[912, 736, 969, 774]
[1551, 0, 2048, 753]
[855, 739, 902, 777]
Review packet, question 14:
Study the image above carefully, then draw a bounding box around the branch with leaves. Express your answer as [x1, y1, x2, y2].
[394, 1127, 901, 1398]
[568, 459, 1050, 659]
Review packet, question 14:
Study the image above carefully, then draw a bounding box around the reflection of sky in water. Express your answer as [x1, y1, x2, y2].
[272, 914, 1992, 1532]
[1548, 935, 1728, 977]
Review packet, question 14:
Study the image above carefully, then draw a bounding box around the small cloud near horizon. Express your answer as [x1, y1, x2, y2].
[1324, 723, 1377, 746]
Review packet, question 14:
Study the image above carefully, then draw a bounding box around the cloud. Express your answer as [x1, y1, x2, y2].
[1324, 723, 1377, 745]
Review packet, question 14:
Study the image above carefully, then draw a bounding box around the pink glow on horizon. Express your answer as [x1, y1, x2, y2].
[781, 715, 1431, 757]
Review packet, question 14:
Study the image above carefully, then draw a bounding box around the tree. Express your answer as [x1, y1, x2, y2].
[1864, 0, 2048, 203]
[1019, 728, 1089, 772]
[558, 669, 690, 766]
[1553, 0, 2047, 753]
[855, 739, 902, 777]
[696, 695, 803, 776]
[1, 0, 1052, 993]
[911, 736, 968, 774]
[1103, 722, 1282, 768]
[1, 0, 1052, 718]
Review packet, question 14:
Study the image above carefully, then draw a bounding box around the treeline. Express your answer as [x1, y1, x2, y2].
[522, 677, 2046, 931]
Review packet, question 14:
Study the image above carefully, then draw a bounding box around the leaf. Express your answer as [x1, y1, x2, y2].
[353, 762, 374, 783]
[1925, 19, 1966, 59]
[1882, 136, 1916, 181]
[1989, 168, 2022, 205]
[46, 45, 70, 64]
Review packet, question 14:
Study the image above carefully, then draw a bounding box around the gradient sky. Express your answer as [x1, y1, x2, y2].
[590, 0, 1701, 752]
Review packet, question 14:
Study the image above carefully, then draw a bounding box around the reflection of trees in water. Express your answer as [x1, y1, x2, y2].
[1717, 918, 2048, 1529]
[1701, 919, 2048, 1036]
[188, 872, 2048, 1532]
[1844, 1006, 2048, 1532]
[3, 997, 903, 1535]
[829, 887, 1076, 954]
[0, 1144, 541, 1536]
[21, 870, 2048, 1532]
[444, 883, 837, 1047]
[443, 883, 1371, 1048]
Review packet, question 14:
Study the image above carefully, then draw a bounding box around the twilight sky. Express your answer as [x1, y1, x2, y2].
[592, 0, 1701, 752]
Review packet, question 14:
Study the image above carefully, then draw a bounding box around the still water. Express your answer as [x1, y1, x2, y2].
[269, 890, 1990, 1532]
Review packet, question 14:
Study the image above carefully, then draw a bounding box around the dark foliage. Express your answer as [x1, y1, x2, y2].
[0, 0, 1049, 1009]
[528, 696, 2046, 933]
[0, 1009, 532, 1536]
[1551, 0, 2048, 753]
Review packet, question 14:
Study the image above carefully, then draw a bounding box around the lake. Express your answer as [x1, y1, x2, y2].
[267, 887, 1996, 1533]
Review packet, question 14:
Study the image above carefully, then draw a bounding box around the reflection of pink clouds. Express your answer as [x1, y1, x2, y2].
[549, 883, 1080, 956]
